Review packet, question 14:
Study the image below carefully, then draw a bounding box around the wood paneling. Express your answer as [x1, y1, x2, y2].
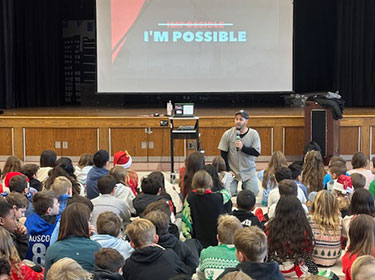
[372, 127, 375, 155]
[110, 128, 147, 157]
[257, 128, 272, 156]
[148, 128, 184, 157]
[340, 127, 359, 154]
[200, 127, 228, 156]
[25, 128, 60, 156]
[4, 108, 375, 161]
[0, 128, 13, 156]
[273, 127, 283, 153]
[61, 129, 98, 156]
[284, 127, 305, 156]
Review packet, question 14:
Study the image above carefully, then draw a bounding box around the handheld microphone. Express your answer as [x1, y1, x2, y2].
[236, 131, 241, 151]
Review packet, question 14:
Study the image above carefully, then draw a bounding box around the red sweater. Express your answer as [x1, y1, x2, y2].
[342, 249, 375, 280]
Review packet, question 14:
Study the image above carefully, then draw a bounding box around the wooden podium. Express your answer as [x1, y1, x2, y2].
[304, 101, 340, 164]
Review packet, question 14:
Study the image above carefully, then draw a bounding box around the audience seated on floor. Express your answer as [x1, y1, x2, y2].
[93, 248, 125, 280]
[133, 173, 167, 216]
[218, 226, 284, 280]
[109, 166, 136, 215]
[123, 218, 188, 280]
[145, 210, 198, 275]
[182, 170, 231, 248]
[1, 147, 375, 280]
[74, 153, 94, 186]
[90, 175, 131, 227]
[46, 257, 91, 280]
[348, 152, 374, 189]
[25, 190, 60, 266]
[230, 190, 263, 229]
[91, 211, 133, 260]
[87, 150, 110, 199]
[197, 214, 242, 280]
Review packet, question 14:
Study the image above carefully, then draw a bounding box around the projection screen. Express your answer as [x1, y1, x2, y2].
[97, 0, 293, 93]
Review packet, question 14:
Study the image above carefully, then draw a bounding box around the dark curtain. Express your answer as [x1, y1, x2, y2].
[335, 0, 375, 106]
[0, 0, 62, 108]
[293, 0, 337, 93]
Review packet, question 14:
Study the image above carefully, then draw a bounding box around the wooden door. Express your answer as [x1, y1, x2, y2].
[61, 128, 98, 156]
[25, 128, 61, 157]
[110, 128, 147, 161]
[148, 128, 184, 161]
[0, 128, 13, 156]
[200, 127, 228, 156]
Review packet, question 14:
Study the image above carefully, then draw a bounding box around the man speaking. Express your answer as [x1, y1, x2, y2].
[218, 110, 261, 196]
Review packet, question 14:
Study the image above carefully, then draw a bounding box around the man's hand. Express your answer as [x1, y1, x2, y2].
[235, 140, 243, 150]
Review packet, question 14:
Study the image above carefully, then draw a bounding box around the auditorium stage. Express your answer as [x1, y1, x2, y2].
[2, 106, 375, 117]
[0, 106, 374, 171]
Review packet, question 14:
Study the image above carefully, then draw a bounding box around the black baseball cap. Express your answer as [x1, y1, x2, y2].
[235, 110, 249, 119]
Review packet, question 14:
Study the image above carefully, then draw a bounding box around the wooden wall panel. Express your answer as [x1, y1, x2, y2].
[372, 127, 375, 155]
[61, 129, 98, 156]
[148, 128, 184, 157]
[0, 128, 12, 155]
[25, 128, 61, 156]
[111, 128, 147, 157]
[340, 127, 359, 154]
[256, 128, 272, 156]
[284, 127, 305, 156]
[199, 128, 228, 156]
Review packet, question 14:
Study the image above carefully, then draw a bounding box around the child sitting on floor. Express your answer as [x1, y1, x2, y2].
[230, 190, 262, 229]
[93, 248, 125, 280]
[197, 215, 242, 280]
[217, 226, 284, 280]
[182, 170, 231, 248]
[123, 218, 188, 280]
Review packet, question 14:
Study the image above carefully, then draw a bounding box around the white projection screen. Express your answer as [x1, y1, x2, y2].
[97, 0, 293, 93]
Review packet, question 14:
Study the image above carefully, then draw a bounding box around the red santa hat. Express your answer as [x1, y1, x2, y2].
[113, 150, 132, 169]
[333, 174, 353, 195]
[4, 172, 29, 188]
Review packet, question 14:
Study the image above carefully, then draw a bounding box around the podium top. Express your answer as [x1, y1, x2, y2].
[169, 117, 199, 120]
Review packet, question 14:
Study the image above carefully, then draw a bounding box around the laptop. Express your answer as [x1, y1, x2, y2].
[173, 103, 194, 117]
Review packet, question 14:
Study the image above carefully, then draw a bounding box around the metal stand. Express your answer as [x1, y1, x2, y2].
[170, 117, 200, 183]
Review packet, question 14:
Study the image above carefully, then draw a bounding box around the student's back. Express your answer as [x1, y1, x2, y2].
[123, 246, 185, 280]
[86, 150, 109, 199]
[184, 190, 227, 248]
[123, 218, 188, 280]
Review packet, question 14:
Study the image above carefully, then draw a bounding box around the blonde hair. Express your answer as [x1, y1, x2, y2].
[109, 166, 127, 185]
[333, 190, 350, 211]
[192, 170, 213, 195]
[310, 190, 341, 231]
[46, 257, 91, 280]
[262, 151, 288, 189]
[221, 271, 253, 280]
[234, 226, 267, 262]
[302, 150, 325, 192]
[351, 255, 375, 280]
[125, 218, 156, 248]
[0, 227, 21, 277]
[217, 215, 243, 245]
[51, 176, 72, 195]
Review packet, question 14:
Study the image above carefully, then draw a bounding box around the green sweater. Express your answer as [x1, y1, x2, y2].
[197, 244, 238, 280]
[44, 235, 101, 277]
